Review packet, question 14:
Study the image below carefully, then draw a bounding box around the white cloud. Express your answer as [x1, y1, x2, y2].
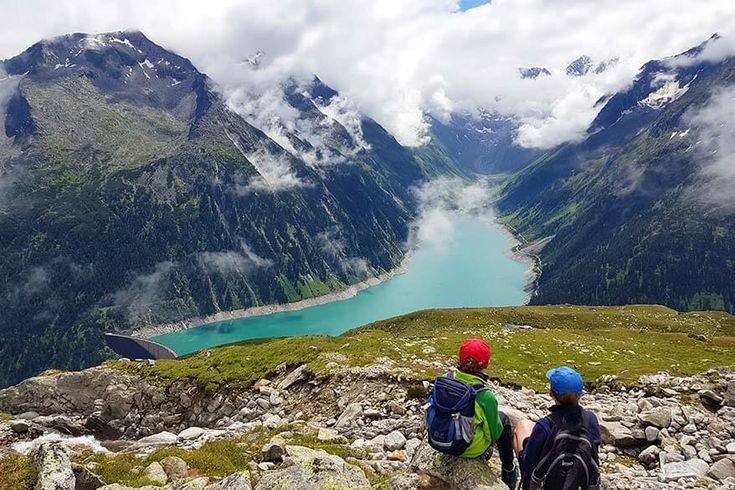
[314, 94, 370, 151]
[198, 242, 272, 274]
[237, 150, 308, 193]
[667, 35, 735, 68]
[315, 229, 370, 278]
[409, 177, 492, 249]
[113, 261, 174, 322]
[225, 131, 309, 192]
[0, 68, 25, 208]
[684, 85, 735, 210]
[0, 0, 733, 149]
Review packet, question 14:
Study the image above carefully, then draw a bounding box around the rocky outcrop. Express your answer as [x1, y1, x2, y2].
[408, 442, 506, 489]
[3, 363, 735, 489]
[254, 445, 370, 489]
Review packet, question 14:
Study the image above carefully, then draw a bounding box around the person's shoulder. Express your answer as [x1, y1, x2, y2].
[581, 406, 601, 427]
[580, 406, 599, 419]
[475, 385, 497, 402]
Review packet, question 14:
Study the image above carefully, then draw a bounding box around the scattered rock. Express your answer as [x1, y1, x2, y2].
[317, 427, 347, 444]
[384, 430, 407, 451]
[255, 445, 370, 490]
[278, 365, 309, 390]
[72, 463, 106, 490]
[10, 420, 30, 433]
[17, 411, 40, 420]
[137, 431, 178, 446]
[178, 427, 207, 441]
[502, 323, 533, 330]
[698, 389, 723, 406]
[638, 445, 658, 466]
[724, 380, 735, 407]
[262, 442, 285, 462]
[171, 476, 209, 489]
[335, 403, 363, 429]
[707, 458, 735, 481]
[363, 408, 382, 419]
[208, 472, 252, 490]
[644, 426, 659, 442]
[364, 435, 386, 452]
[387, 401, 406, 416]
[410, 442, 506, 489]
[638, 407, 671, 428]
[160, 456, 188, 481]
[599, 421, 637, 447]
[143, 461, 168, 485]
[660, 458, 709, 482]
[383, 473, 420, 489]
[387, 450, 407, 462]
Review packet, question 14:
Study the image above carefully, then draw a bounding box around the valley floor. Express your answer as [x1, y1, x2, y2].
[127, 215, 538, 345]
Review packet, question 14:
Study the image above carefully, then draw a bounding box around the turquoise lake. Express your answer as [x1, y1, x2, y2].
[153, 213, 529, 355]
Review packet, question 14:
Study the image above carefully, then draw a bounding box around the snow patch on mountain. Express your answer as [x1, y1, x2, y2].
[639, 76, 690, 110]
[312, 94, 370, 151]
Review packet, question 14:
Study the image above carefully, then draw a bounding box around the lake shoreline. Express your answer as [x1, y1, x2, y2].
[128, 254, 413, 339]
[493, 218, 540, 303]
[128, 212, 538, 340]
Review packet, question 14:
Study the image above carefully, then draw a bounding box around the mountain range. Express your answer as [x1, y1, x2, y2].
[0, 31, 467, 387]
[499, 34, 735, 313]
[1, 30, 733, 388]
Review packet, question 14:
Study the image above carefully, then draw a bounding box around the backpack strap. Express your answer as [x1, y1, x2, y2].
[448, 369, 489, 393]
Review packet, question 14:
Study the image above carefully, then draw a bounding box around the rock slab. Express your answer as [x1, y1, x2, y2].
[34, 441, 75, 490]
[254, 445, 370, 490]
[410, 442, 506, 489]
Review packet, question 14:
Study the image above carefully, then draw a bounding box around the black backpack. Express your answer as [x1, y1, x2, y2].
[529, 410, 600, 490]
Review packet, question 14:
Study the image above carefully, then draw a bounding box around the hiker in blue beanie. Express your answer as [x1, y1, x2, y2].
[512, 366, 602, 490]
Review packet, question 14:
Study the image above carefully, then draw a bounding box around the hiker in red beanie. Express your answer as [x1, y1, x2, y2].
[425, 339, 518, 488]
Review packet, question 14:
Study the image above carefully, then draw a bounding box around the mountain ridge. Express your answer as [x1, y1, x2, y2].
[499, 34, 735, 313]
[0, 30, 462, 388]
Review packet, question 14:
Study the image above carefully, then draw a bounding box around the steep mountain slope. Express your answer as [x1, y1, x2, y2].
[499, 35, 735, 312]
[0, 31, 455, 387]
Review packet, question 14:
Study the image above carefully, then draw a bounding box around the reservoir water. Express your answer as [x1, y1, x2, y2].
[153, 213, 529, 355]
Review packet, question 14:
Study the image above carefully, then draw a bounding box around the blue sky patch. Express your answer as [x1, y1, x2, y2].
[458, 0, 490, 11]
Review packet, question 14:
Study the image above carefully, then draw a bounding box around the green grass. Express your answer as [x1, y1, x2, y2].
[81, 424, 369, 487]
[0, 453, 37, 490]
[0, 412, 13, 421]
[81, 439, 252, 486]
[112, 305, 735, 392]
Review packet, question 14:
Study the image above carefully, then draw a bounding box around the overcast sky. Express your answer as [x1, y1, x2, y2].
[1, 0, 734, 148]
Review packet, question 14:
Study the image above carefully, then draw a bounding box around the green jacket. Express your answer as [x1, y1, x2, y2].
[454, 370, 504, 458]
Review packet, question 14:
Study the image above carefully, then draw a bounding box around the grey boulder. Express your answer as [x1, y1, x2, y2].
[34, 441, 75, 490]
[255, 445, 370, 490]
[409, 442, 507, 489]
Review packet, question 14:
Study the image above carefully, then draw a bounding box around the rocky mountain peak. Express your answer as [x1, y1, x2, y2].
[2, 30, 206, 117]
[589, 35, 732, 134]
[566, 55, 593, 76]
[518, 66, 551, 79]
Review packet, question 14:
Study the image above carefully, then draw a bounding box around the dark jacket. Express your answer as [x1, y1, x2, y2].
[519, 404, 601, 490]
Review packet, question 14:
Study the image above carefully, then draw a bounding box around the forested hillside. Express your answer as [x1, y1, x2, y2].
[499, 35, 735, 313]
[0, 31, 461, 387]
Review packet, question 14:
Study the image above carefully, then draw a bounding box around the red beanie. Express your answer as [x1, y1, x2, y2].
[459, 338, 491, 368]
